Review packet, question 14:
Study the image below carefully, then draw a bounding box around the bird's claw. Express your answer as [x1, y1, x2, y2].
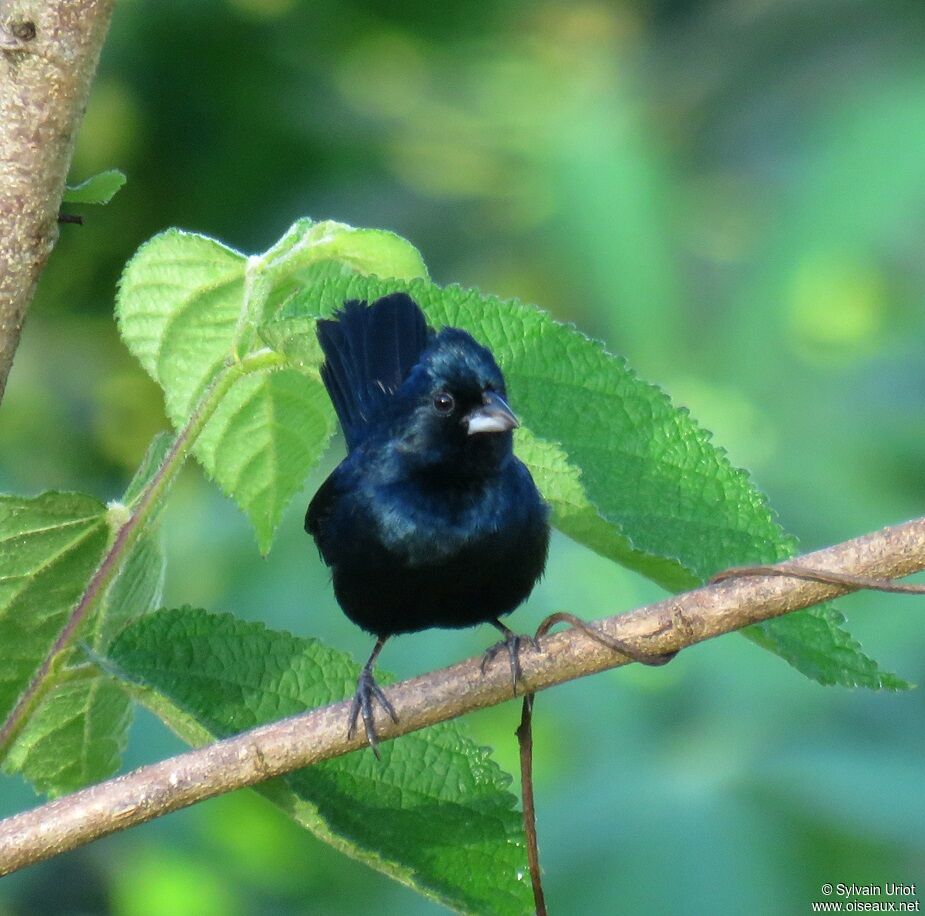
[348, 668, 398, 758]
[481, 629, 541, 696]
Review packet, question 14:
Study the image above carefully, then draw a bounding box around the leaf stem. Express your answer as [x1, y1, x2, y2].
[0, 350, 283, 759]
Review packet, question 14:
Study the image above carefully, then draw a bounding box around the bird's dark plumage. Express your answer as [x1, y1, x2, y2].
[315, 294, 431, 450]
[306, 292, 550, 753]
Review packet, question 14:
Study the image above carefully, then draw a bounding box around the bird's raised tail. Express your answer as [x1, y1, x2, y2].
[316, 292, 432, 450]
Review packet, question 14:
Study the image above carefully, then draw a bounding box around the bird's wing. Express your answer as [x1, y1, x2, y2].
[316, 292, 431, 450]
[304, 470, 340, 548]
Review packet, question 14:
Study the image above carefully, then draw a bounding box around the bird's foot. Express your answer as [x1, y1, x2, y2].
[348, 666, 398, 759]
[481, 620, 541, 696]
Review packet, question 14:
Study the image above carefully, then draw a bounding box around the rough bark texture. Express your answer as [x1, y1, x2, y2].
[0, 515, 923, 876]
[0, 0, 114, 402]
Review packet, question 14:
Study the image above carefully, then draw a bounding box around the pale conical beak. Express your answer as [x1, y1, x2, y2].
[465, 391, 519, 435]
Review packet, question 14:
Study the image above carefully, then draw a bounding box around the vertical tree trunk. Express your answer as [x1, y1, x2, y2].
[0, 0, 114, 402]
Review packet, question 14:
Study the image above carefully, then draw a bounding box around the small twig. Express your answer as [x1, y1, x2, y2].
[516, 610, 677, 911]
[56, 213, 83, 225]
[1, 515, 925, 876]
[536, 611, 676, 666]
[516, 693, 547, 916]
[712, 562, 925, 594]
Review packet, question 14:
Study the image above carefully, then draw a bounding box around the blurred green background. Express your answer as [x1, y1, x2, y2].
[2, 0, 925, 913]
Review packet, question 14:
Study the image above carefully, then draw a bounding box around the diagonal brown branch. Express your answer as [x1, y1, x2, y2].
[0, 0, 114, 402]
[1, 515, 924, 876]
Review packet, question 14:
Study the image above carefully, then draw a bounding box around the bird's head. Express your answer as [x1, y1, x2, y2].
[390, 327, 518, 477]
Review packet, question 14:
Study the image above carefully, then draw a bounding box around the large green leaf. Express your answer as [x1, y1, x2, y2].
[116, 221, 427, 551]
[513, 427, 692, 591]
[193, 369, 335, 553]
[2, 673, 133, 798]
[262, 274, 905, 690]
[4, 532, 162, 794]
[4, 440, 167, 796]
[0, 492, 111, 726]
[105, 607, 532, 916]
[116, 230, 248, 422]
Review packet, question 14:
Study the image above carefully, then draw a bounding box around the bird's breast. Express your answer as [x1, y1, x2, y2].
[368, 477, 508, 566]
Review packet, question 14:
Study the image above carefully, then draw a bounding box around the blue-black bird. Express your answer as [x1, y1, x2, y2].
[306, 292, 550, 753]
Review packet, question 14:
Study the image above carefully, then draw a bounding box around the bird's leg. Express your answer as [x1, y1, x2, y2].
[481, 619, 541, 696]
[348, 637, 398, 758]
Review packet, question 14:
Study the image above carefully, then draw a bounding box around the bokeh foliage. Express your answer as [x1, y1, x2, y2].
[2, 0, 925, 913]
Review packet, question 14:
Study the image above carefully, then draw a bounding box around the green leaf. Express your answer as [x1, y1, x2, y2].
[257, 312, 324, 369]
[116, 221, 426, 551]
[3, 672, 132, 798]
[4, 439, 168, 796]
[116, 229, 248, 422]
[0, 492, 110, 726]
[276, 273, 905, 690]
[105, 607, 532, 916]
[257, 218, 429, 295]
[123, 431, 173, 506]
[513, 428, 692, 591]
[62, 169, 127, 205]
[193, 370, 335, 553]
[95, 528, 165, 649]
[5, 532, 165, 796]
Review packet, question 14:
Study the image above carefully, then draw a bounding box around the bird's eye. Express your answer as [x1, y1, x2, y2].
[433, 391, 455, 414]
